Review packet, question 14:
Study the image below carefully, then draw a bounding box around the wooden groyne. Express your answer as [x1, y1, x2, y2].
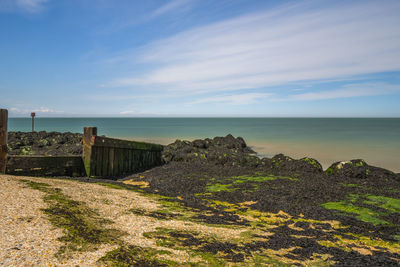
[0, 109, 7, 174]
[6, 155, 85, 177]
[82, 127, 163, 177]
[0, 109, 163, 178]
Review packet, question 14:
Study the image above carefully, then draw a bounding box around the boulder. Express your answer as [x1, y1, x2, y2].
[325, 159, 398, 180]
[259, 154, 323, 173]
[325, 159, 369, 178]
[8, 131, 82, 156]
[162, 134, 257, 166]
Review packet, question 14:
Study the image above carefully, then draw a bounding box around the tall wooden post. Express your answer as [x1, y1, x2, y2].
[31, 112, 36, 132]
[82, 127, 97, 177]
[0, 109, 8, 174]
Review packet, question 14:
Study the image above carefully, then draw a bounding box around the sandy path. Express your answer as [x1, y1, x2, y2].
[0, 174, 244, 266]
[0, 175, 63, 266]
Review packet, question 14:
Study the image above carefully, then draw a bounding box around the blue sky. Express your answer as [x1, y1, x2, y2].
[1, 0, 400, 117]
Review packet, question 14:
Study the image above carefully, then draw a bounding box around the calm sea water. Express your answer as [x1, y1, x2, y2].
[8, 118, 400, 172]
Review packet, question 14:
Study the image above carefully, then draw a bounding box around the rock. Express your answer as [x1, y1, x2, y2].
[7, 131, 83, 156]
[259, 154, 323, 173]
[299, 157, 323, 172]
[325, 159, 369, 178]
[325, 159, 397, 180]
[192, 139, 208, 149]
[162, 134, 256, 166]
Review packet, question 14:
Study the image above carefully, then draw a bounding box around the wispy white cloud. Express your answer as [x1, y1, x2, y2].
[94, 0, 194, 34]
[0, 0, 49, 13]
[17, 0, 48, 12]
[109, 0, 400, 96]
[286, 83, 400, 101]
[151, 0, 191, 18]
[8, 106, 63, 116]
[189, 93, 272, 105]
[9, 107, 20, 113]
[120, 110, 136, 115]
[33, 106, 53, 113]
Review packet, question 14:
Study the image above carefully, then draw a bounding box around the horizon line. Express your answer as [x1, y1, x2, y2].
[8, 116, 400, 119]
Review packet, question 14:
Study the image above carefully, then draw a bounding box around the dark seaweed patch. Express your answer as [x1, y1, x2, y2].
[20, 179, 126, 258]
[98, 245, 174, 266]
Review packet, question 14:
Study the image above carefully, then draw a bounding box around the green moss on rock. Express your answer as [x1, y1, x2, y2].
[301, 157, 323, 171]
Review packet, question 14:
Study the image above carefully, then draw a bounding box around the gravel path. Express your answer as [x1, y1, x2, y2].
[0, 175, 63, 266]
[0, 174, 244, 266]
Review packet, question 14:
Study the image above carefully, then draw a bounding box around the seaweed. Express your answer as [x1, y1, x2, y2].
[20, 179, 126, 258]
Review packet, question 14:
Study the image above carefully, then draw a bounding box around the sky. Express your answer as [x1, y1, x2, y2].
[0, 0, 400, 117]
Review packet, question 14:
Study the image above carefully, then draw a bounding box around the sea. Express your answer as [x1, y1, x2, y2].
[8, 118, 400, 173]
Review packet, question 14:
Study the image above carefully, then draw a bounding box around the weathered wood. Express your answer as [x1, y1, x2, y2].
[128, 149, 132, 173]
[102, 147, 109, 177]
[115, 148, 120, 176]
[113, 148, 120, 176]
[4, 123, 162, 178]
[81, 126, 163, 178]
[6, 155, 85, 177]
[0, 109, 8, 174]
[109, 147, 114, 177]
[93, 147, 103, 176]
[123, 149, 129, 174]
[119, 148, 124, 174]
[82, 127, 97, 176]
[94, 136, 163, 151]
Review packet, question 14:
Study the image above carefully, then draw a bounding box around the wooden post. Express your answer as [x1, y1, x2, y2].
[0, 109, 8, 174]
[31, 112, 36, 132]
[82, 127, 97, 177]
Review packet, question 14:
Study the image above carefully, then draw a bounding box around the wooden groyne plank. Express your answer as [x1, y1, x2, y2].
[6, 155, 85, 176]
[83, 126, 163, 178]
[94, 136, 163, 151]
[82, 127, 97, 177]
[0, 109, 8, 174]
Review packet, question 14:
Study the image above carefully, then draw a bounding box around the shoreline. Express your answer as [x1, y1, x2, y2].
[6, 131, 399, 173]
[121, 136, 400, 173]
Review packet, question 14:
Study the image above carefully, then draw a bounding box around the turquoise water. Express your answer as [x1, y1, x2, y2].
[8, 118, 400, 172]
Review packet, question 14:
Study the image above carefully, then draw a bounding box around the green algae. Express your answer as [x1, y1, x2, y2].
[325, 167, 334, 175]
[129, 207, 180, 220]
[250, 255, 293, 266]
[334, 233, 400, 255]
[98, 245, 176, 266]
[205, 175, 297, 193]
[316, 232, 400, 257]
[355, 161, 365, 167]
[143, 225, 335, 266]
[20, 179, 126, 258]
[301, 157, 322, 170]
[206, 183, 236, 192]
[317, 240, 351, 252]
[96, 182, 126, 190]
[272, 159, 283, 168]
[338, 183, 359, 187]
[143, 227, 231, 264]
[322, 201, 390, 225]
[363, 195, 400, 213]
[322, 194, 400, 226]
[207, 199, 292, 227]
